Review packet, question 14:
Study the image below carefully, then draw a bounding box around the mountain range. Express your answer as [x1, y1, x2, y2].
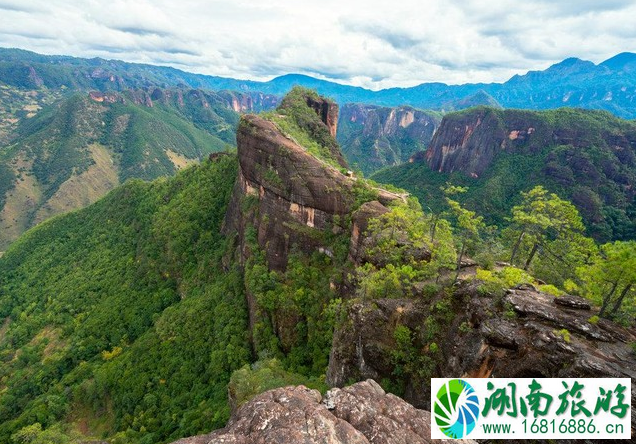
[2, 48, 636, 117]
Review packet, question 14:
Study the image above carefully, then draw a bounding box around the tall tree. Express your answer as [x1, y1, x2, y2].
[443, 185, 485, 282]
[577, 241, 636, 320]
[507, 186, 592, 276]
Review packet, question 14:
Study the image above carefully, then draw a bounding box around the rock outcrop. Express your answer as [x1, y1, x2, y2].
[223, 97, 403, 272]
[221, 90, 405, 355]
[169, 380, 474, 444]
[328, 282, 636, 434]
[223, 113, 355, 272]
[305, 94, 339, 138]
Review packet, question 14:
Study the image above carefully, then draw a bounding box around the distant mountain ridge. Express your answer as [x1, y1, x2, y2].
[2, 48, 636, 117]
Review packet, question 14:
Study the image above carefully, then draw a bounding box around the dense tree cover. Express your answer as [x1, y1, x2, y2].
[0, 85, 634, 444]
[351, 184, 634, 323]
[0, 156, 251, 443]
[354, 198, 456, 300]
[576, 241, 636, 323]
[0, 149, 632, 444]
[244, 228, 349, 377]
[503, 186, 596, 285]
[442, 185, 485, 281]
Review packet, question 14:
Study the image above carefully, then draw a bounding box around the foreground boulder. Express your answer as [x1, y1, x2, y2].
[173, 380, 474, 444]
[170, 380, 474, 444]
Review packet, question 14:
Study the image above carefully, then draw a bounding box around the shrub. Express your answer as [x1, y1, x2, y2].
[555, 329, 571, 343]
[539, 284, 564, 297]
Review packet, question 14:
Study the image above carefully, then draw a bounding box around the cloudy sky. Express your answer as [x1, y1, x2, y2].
[0, 0, 635, 89]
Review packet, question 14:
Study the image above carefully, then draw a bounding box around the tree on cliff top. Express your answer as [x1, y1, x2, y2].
[443, 185, 485, 282]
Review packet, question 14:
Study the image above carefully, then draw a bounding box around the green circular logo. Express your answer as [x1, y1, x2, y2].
[434, 379, 480, 439]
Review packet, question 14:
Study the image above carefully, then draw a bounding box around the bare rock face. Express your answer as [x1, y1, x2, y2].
[424, 107, 510, 177]
[423, 107, 636, 178]
[223, 114, 358, 273]
[223, 113, 403, 272]
[305, 94, 339, 138]
[170, 380, 474, 444]
[448, 285, 636, 383]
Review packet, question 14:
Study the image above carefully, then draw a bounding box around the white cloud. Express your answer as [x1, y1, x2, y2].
[0, 0, 634, 88]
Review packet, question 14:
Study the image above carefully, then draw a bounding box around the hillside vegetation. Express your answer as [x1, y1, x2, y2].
[0, 89, 239, 249]
[0, 156, 250, 443]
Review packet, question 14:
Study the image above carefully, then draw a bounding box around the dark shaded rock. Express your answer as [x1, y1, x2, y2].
[170, 381, 474, 444]
[554, 294, 592, 310]
[327, 299, 429, 399]
[514, 282, 537, 291]
[479, 318, 519, 349]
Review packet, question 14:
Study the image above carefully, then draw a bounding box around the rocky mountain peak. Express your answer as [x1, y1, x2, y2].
[222, 88, 403, 353]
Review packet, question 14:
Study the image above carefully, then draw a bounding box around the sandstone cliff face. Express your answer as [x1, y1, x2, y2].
[223, 113, 355, 272]
[306, 94, 339, 137]
[169, 380, 475, 444]
[338, 104, 440, 174]
[423, 107, 636, 178]
[223, 102, 402, 272]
